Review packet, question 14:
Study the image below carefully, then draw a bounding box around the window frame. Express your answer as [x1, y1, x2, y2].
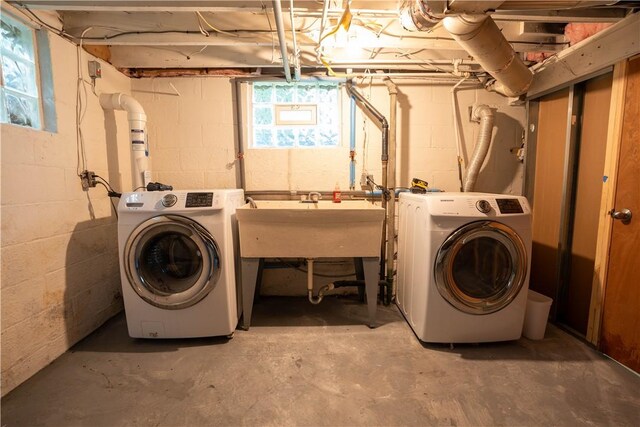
[247, 81, 343, 150]
[0, 12, 43, 130]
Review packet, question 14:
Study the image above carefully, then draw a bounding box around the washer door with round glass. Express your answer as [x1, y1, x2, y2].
[434, 220, 527, 315]
[124, 215, 221, 310]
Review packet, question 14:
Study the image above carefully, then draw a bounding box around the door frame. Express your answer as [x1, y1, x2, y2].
[525, 62, 626, 340]
[585, 60, 630, 346]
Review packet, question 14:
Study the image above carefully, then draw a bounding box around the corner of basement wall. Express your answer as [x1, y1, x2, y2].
[1, 30, 133, 396]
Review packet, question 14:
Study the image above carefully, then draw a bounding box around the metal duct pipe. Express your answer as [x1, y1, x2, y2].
[383, 78, 398, 302]
[99, 92, 149, 191]
[463, 105, 495, 192]
[346, 82, 389, 281]
[443, 14, 533, 97]
[272, 0, 292, 82]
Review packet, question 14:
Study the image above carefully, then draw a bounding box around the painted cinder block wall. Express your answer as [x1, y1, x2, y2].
[132, 77, 525, 193]
[131, 76, 526, 296]
[0, 33, 132, 395]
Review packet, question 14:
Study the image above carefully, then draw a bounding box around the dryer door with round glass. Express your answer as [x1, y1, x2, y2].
[434, 220, 527, 315]
[124, 215, 221, 310]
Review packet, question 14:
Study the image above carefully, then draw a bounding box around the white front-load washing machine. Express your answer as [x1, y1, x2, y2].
[117, 189, 244, 338]
[396, 192, 532, 343]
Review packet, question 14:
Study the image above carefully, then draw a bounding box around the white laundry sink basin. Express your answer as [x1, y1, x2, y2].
[236, 200, 385, 258]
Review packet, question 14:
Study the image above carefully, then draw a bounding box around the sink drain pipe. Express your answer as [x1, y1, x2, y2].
[345, 82, 389, 287]
[307, 259, 335, 305]
[384, 78, 398, 303]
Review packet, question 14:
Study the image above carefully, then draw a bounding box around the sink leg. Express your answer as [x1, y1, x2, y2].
[362, 257, 379, 328]
[241, 258, 260, 330]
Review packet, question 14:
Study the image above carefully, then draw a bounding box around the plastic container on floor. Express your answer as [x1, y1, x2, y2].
[523, 290, 553, 340]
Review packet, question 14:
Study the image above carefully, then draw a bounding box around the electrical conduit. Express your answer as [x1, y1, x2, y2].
[272, 0, 292, 82]
[463, 105, 495, 192]
[99, 93, 149, 191]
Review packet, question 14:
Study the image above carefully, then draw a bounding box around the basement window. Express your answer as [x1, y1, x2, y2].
[250, 82, 340, 148]
[0, 13, 41, 129]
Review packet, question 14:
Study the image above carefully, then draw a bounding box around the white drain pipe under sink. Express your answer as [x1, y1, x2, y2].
[99, 93, 150, 191]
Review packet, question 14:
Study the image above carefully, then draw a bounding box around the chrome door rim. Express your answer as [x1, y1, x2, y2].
[434, 220, 527, 315]
[124, 214, 221, 310]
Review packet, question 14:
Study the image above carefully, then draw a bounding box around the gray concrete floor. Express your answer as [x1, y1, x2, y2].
[2, 296, 639, 426]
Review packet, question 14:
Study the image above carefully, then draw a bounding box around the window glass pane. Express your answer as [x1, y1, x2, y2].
[250, 82, 340, 148]
[254, 106, 273, 125]
[296, 85, 317, 103]
[318, 104, 338, 126]
[4, 91, 40, 128]
[318, 84, 338, 104]
[253, 84, 273, 103]
[276, 128, 295, 147]
[298, 128, 316, 147]
[275, 85, 294, 102]
[1, 56, 37, 96]
[318, 126, 339, 146]
[1, 15, 34, 61]
[254, 128, 274, 147]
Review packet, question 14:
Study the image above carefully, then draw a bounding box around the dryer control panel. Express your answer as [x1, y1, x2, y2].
[496, 198, 524, 214]
[185, 192, 214, 208]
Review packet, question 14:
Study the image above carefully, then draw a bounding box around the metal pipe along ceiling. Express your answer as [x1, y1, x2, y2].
[272, 0, 292, 82]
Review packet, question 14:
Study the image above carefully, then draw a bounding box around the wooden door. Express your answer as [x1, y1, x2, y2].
[530, 89, 570, 304]
[600, 57, 640, 372]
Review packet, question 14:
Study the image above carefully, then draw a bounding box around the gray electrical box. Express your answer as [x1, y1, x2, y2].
[88, 61, 102, 79]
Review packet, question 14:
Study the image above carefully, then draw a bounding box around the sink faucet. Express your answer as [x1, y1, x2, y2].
[301, 192, 322, 203]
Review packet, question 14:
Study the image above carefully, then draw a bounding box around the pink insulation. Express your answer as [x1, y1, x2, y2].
[526, 22, 614, 63]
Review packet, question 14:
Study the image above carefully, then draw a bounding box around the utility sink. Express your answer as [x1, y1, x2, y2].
[236, 200, 385, 330]
[236, 200, 385, 258]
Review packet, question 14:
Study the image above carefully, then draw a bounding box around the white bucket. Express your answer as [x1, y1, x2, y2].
[522, 290, 553, 340]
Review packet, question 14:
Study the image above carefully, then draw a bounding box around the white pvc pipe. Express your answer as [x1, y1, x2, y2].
[463, 105, 495, 192]
[443, 14, 533, 97]
[99, 93, 149, 191]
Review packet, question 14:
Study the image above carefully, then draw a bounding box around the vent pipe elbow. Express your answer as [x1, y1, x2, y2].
[443, 15, 533, 97]
[99, 93, 147, 125]
[100, 93, 149, 191]
[463, 105, 495, 192]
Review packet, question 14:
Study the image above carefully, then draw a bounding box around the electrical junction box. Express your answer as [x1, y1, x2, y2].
[88, 61, 102, 79]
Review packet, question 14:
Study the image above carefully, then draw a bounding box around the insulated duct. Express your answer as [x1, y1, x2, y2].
[443, 14, 533, 97]
[463, 105, 495, 192]
[99, 93, 149, 191]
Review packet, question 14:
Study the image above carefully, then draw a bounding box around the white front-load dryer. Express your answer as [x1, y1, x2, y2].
[396, 192, 532, 343]
[117, 189, 244, 338]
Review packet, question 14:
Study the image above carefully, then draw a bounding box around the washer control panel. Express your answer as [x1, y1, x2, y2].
[476, 199, 492, 213]
[161, 193, 178, 207]
[496, 198, 524, 214]
[185, 192, 214, 208]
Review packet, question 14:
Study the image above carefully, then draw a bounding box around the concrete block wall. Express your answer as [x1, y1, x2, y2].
[132, 76, 525, 297]
[1, 32, 132, 395]
[130, 78, 238, 190]
[133, 77, 525, 194]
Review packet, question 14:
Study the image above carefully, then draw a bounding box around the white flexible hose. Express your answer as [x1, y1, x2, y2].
[463, 105, 495, 192]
